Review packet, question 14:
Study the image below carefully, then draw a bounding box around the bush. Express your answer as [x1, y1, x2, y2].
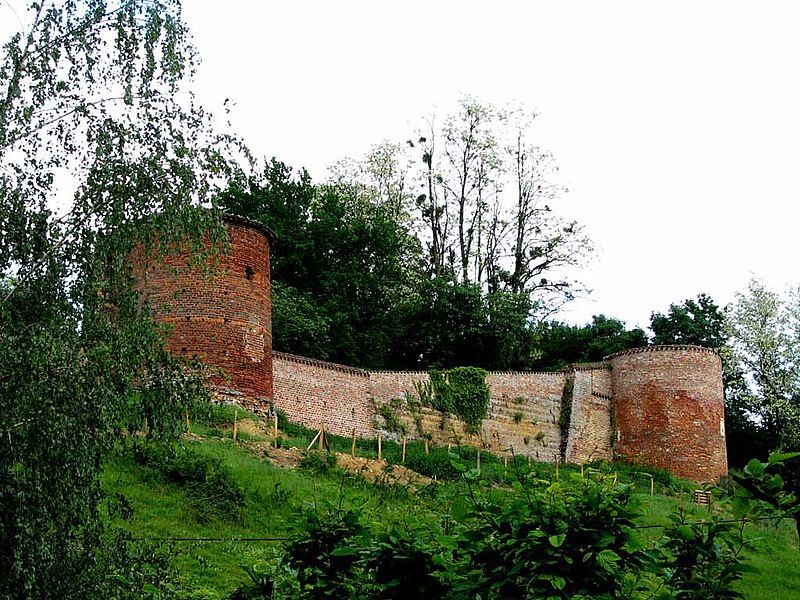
[404, 448, 462, 481]
[300, 451, 338, 474]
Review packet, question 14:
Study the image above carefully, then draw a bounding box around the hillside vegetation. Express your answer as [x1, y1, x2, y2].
[101, 405, 800, 599]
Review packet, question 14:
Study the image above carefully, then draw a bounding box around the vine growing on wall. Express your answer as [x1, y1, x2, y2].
[419, 367, 490, 433]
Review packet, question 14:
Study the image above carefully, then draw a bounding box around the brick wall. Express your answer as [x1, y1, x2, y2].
[609, 346, 727, 482]
[273, 352, 375, 438]
[132, 217, 274, 400]
[565, 365, 613, 463]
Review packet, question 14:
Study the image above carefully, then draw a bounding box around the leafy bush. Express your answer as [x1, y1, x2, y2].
[456, 470, 647, 599]
[284, 507, 367, 598]
[300, 451, 338, 474]
[404, 448, 462, 481]
[421, 367, 489, 432]
[655, 510, 750, 599]
[362, 527, 455, 599]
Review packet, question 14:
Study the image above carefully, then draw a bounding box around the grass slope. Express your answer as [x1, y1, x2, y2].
[101, 410, 800, 599]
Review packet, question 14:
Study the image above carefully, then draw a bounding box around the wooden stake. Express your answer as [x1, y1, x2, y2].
[319, 427, 324, 451]
[351, 428, 356, 457]
[504, 456, 508, 477]
[402, 436, 407, 463]
[377, 432, 382, 461]
[477, 448, 481, 472]
[233, 409, 238, 441]
[273, 414, 278, 446]
[306, 429, 321, 451]
[527, 456, 531, 467]
[447, 443, 451, 452]
[424, 439, 429, 454]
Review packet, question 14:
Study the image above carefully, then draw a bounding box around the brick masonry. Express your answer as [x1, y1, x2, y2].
[133, 217, 728, 483]
[131, 216, 274, 400]
[608, 346, 728, 482]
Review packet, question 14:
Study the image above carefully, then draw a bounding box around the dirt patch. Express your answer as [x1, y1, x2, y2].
[334, 453, 432, 488]
[239, 440, 431, 489]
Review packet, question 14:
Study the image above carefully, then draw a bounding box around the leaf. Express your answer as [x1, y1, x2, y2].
[744, 459, 765, 477]
[768, 451, 800, 464]
[549, 533, 566, 548]
[596, 549, 620, 572]
[551, 576, 566, 590]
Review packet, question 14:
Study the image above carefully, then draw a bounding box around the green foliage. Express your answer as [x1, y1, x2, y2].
[651, 293, 727, 348]
[457, 471, 647, 599]
[531, 314, 648, 370]
[363, 526, 455, 599]
[448, 367, 490, 433]
[419, 367, 489, 432]
[284, 507, 368, 599]
[131, 441, 245, 523]
[299, 452, 338, 475]
[655, 510, 751, 599]
[375, 403, 407, 435]
[219, 160, 419, 369]
[0, 0, 233, 594]
[404, 448, 463, 481]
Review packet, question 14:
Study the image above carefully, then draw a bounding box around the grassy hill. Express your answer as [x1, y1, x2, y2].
[101, 406, 800, 599]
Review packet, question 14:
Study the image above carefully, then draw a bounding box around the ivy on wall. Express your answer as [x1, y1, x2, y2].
[422, 367, 490, 433]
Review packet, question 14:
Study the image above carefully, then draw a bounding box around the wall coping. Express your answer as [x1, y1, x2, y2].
[223, 213, 278, 244]
[604, 344, 720, 361]
[273, 351, 370, 377]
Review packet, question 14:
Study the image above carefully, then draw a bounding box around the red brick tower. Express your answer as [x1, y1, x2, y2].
[132, 215, 275, 401]
[607, 345, 727, 482]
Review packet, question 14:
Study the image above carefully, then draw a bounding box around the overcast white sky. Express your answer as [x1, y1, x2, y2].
[180, 1, 800, 329]
[4, 2, 799, 330]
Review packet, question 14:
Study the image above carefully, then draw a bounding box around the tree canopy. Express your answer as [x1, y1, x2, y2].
[0, 1, 237, 594]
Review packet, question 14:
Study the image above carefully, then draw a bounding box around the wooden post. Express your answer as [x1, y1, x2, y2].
[351, 428, 356, 458]
[233, 409, 238, 441]
[424, 439, 429, 454]
[319, 427, 324, 451]
[555, 459, 559, 479]
[273, 413, 279, 447]
[402, 436, 407, 464]
[306, 429, 321, 451]
[447, 443, 451, 452]
[477, 448, 481, 472]
[650, 476, 654, 496]
[527, 456, 531, 467]
[377, 432, 382, 461]
[503, 456, 508, 477]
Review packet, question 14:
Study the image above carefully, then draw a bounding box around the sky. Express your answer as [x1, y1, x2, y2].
[179, 1, 800, 329]
[4, 1, 799, 330]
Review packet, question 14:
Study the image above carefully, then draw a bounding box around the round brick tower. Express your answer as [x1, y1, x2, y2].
[132, 214, 275, 401]
[607, 345, 727, 483]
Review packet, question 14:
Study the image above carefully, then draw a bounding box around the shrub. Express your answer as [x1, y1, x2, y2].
[300, 451, 338, 474]
[284, 507, 367, 598]
[404, 448, 462, 481]
[513, 411, 523, 424]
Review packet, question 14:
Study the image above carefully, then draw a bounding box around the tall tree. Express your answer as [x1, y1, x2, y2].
[0, 1, 235, 594]
[220, 160, 420, 369]
[650, 293, 759, 466]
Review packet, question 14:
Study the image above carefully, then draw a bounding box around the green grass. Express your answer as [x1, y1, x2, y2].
[101, 411, 800, 599]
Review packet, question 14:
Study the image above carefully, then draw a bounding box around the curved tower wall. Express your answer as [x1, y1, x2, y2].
[132, 216, 274, 400]
[609, 346, 727, 482]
